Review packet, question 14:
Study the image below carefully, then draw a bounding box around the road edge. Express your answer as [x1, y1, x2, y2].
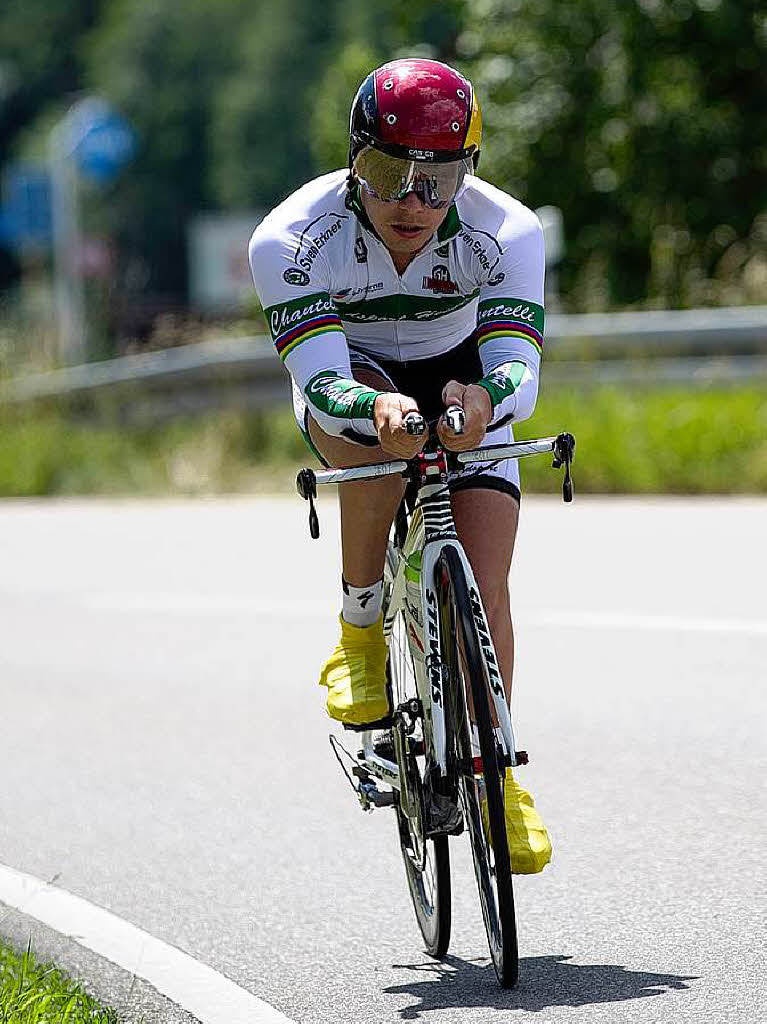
[0, 863, 295, 1024]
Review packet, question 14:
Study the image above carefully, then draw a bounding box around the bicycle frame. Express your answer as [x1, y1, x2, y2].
[297, 432, 575, 810]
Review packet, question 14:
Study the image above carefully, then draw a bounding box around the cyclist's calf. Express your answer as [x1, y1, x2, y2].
[308, 369, 404, 588]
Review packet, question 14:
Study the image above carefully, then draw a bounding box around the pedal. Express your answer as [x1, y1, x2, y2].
[352, 767, 396, 811]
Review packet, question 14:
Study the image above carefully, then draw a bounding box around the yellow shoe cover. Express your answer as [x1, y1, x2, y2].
[502, 768, 552, 874]
[318, 615, 389, 726]
[481, 768, 552, 874]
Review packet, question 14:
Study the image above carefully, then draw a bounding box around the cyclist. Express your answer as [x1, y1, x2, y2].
[249, 58, 551, 874]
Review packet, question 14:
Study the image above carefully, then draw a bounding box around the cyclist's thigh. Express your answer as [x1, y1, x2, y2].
[305, 367, 395, 469]
[451, 486, 519, 591]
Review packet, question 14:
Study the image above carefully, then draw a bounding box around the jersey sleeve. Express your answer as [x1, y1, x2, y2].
[247, 222, 380, 440]
[474, 208, 545, 427]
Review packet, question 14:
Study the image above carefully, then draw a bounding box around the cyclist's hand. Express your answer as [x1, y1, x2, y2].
[374, 393, 426, 458]
[437, 380, 492, 451]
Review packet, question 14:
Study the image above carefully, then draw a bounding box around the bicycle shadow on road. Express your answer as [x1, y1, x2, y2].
[385, 954, 698, 1018]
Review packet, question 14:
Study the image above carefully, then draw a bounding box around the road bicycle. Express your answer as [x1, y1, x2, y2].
[297, 412, 575, 988]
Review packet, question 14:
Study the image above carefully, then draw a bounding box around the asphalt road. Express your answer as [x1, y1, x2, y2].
[1, 495, 765, 1024]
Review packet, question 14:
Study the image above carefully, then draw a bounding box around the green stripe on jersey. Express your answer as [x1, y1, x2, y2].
[338, 289, 479, 324]
[306, 371, 379, 422]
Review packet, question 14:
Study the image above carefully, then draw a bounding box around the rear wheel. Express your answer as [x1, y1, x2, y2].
[437, 544, 519, 988]
[385, 540, 451, 958]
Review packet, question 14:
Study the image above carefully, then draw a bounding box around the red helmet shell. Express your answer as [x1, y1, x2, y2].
[376, 59, 472, 154]
[349, 58, 482, 164]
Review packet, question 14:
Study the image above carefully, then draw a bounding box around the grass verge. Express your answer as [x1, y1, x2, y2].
[0, 387, 765, 497]
[0, 940, 120, 1022]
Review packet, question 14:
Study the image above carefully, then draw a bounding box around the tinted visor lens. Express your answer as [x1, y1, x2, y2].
[354, 147, 470, 209]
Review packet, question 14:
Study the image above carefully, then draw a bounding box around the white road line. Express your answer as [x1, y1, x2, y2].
[87, 593, 331, 616]
[523, 610, 767, 636]
[0, 863, 295, 1024]
[83, 593, 767, 636]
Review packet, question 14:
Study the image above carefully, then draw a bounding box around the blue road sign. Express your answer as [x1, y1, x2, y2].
[0, 164, 52, 246]
[75, 112, 136, 185]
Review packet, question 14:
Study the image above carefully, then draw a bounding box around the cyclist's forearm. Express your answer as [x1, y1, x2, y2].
[474, 295, 543, 426]
[302, 369, 382, 438]
[475, 360, 539, 425]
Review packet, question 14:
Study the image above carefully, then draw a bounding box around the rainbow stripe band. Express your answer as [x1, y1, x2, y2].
[274, 314, 344, 360]
[475, 320, 543, 355]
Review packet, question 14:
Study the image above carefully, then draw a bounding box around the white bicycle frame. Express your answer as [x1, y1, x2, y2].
[305, 435, 567, 806]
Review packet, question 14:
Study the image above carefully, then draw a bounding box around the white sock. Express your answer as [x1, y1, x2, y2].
[342, 576, 383, 628]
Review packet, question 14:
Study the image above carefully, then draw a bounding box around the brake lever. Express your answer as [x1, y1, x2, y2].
[552, 432, 576, 503]
[296, 468, 320, 538]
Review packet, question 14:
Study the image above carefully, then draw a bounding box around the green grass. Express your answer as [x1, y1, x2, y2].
[0, 940, 120, 1023]
[516, 387, 767, 494]
[0, 387, 765, 497]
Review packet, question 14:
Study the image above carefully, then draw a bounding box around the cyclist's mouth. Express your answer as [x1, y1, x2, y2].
[391, 223, 427, 238]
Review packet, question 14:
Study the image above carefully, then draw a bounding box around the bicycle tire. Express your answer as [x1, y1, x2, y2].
[385, 540, 452, 959]
[437, 544, 519, 987]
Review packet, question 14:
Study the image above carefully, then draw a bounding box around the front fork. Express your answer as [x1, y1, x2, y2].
[421, 540, 522, 775]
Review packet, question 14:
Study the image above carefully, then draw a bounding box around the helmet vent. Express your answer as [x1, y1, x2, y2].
[386, 113, 397, 124]
[457, 89, 466, 99]
[383, 79, 394, 91]
[451, 121, 461, 131]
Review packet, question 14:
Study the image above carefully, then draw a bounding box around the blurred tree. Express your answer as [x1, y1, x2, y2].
[209, 0, 344, 208]
[462, 0, 767, 309]
[0, 0, 104, 289]
[0, 0, 102, 150]
[4, 0, 766, 326]
[307, 0, 469, 174]
[84, 0, 249, 310]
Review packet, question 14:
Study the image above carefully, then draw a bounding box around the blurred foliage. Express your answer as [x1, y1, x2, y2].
[461, 0, 767, 310]
[1, 0, 766, 314]
[1, 387, 765, 496]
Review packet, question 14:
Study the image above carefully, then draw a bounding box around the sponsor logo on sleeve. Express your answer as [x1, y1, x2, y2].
[283, 267, 311, 286]
[294, 212, 348, 272]
[267, 294, 337, 338]
[477, 301, 538, 324]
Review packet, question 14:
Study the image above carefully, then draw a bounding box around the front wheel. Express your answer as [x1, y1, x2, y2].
[437, 544, 519, 988]
[386, 541, 452, 958]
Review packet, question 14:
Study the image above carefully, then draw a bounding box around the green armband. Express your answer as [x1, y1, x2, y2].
[476, 361, 527, 409]
[306, 371, 380, 422]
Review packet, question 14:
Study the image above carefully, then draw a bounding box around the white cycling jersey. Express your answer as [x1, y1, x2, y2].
[248, 169, 545, 440]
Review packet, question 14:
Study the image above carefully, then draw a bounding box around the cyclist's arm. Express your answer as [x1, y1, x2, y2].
[248, 224, 383, 440]
[473, 210, 545, 428]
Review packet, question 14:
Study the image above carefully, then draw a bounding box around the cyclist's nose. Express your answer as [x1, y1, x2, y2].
[397, 191, 425, 211]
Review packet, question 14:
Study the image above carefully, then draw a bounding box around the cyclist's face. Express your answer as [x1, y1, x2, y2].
[360, 189, 448, 262]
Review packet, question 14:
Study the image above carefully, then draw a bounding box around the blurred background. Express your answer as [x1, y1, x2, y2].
[0, 0, 765, 496]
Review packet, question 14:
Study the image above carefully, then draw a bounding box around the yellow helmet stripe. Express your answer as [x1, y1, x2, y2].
[464, 88, 482, 155]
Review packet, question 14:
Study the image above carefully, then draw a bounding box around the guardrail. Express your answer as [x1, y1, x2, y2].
[2, 305, 766, 418]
